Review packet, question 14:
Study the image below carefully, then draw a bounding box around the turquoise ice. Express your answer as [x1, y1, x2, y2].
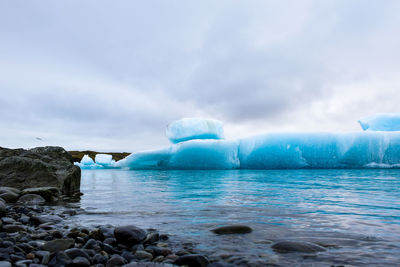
[166, 118, 224, 143]
[359, 113, 400, 131]
[78, 116, 400, 170]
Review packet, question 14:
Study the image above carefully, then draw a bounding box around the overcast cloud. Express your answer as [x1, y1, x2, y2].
[1, 0, 400, 152]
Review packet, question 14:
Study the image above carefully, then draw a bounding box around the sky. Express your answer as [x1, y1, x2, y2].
[1, 0, 400, 152]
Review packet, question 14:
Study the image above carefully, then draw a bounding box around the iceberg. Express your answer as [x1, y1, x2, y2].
[116, 140, 239, 170]
[80, 154, 95, 165]
[75, 154, 116, 169]
[166, 118, 224, 143]
[115, 132, 400, 170]
[77, 115, 400, 170]
[95, 154, 116, 166]
[358, 113, 400, 131]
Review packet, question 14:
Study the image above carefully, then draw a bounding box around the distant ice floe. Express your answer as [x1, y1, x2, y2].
[77, 116, 400, 170]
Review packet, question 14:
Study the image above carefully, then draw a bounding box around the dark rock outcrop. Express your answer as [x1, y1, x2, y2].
[0, 146, 80, 195]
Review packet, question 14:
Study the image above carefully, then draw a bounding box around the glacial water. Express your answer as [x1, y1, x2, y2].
[74, 169, 400, 266]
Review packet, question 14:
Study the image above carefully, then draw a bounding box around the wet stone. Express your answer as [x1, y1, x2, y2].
[34, 251, 50, 265]
[48, 251, 72, 267]
[19, 214, 30, 224]
[89, 229, 104, 241]
[0, 202, 6, 216]
[174, 254, 209, 267]
[71, 256, 90, 267]
[114, 225, 147, 247]
[43, 238, 74, 252]
[2, 225, 26, 233]
[105, 255, 127, 267]
[1, 218, 16, 224]
[15, 259, 32, 267]
[211, 225, 253, 235]
[271, 241, 326, 253]
[65, 248, 90, 260]
[92, 253, 108, 265]
[103, 237, 116, 246]
[120, 251, 135, 262]
[145, 246, 171, 257]
[134, 250, 153, 261]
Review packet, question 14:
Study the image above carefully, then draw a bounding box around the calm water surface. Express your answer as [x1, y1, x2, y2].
[73, 169, 400, 266]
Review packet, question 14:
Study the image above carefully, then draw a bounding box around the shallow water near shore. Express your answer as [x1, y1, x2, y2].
[74, 169, 400, 266]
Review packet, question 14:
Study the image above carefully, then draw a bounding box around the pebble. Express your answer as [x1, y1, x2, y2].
[0, 202, 6, 216]
[72, 256, 90, 267]
[134, 250, 153, 261]
[34, 251, 50, 265]
[2, 225, 26, 233]
[65, 248, 90, 260]
[105, 255, 127, 267]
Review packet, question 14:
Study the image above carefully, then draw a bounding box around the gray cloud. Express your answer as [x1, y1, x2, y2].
[1, 0, 400, 151]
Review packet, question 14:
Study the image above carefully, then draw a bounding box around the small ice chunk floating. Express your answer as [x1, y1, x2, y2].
[77, 116, 400, 170]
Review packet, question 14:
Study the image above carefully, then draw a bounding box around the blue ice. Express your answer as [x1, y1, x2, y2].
[75, 154, 116, 169]
[359, 113, 400, 131]
[77, 116, 400, 170]
[166, 118, 224, 143]
[115, 132, 400, 169]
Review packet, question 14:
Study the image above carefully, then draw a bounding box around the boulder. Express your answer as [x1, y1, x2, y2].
[21, 187, 60, 202]
[114, 225, 147, 247]
[0, 146, 80, 195]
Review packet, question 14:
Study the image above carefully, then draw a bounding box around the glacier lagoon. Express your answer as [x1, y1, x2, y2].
[73, 168, 400, 266]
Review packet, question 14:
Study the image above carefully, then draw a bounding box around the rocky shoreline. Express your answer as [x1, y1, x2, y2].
[0, 192, 221, 267]
[0, 146, 226, 267]
[0, 146, 340, 267]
